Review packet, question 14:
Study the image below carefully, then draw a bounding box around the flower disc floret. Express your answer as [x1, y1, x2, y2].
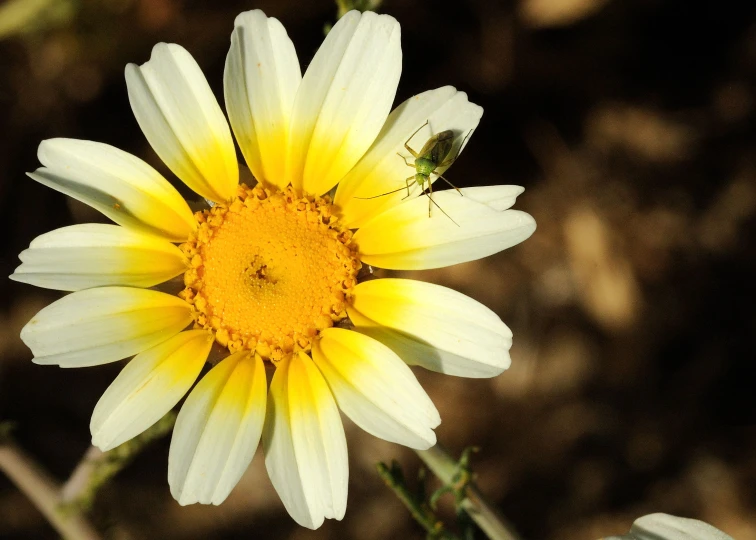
[179, 184, 360, 360]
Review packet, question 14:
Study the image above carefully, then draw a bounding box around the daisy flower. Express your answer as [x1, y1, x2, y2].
[11, 9, 536, 529]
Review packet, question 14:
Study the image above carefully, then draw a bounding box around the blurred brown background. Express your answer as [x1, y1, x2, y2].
[1, 0, 755, 538]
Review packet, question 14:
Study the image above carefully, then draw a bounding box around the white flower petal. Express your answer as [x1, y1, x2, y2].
[29, 139, 195, 242]
[263, 352, 347, 529]
[126, 43, 238, 202]
[348, 279, 512, 378]
[312, 328, 440, 450]
[353, 186, 537, 270]
[335, 86, 483, 227]
[20, 287, 193, 367]
[224, 10, 301, 189]
[169, 351, 267, 506]
[285, 10, 402, 195]
[11, 224, 186, 291]
[608, 513, 734, 540]
[90, 330, 212, 451]
[454, 184, 524, 211]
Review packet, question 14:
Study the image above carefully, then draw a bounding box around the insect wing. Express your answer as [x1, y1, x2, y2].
[424, 130, 455, 164]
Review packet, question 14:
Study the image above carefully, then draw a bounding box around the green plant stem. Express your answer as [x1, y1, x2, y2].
[0, 441, 100, 540]
[61, 411, 177, 512]
[416, 445, 523, 540]
[377, 461, 458, 539]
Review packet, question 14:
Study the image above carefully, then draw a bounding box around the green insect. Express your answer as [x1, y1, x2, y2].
[360, 121, 471, 223]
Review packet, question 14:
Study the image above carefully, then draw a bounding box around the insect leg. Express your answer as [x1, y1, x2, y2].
[396, 152, 415, 168]
[424, 187, 460, 226]
[404, 120, 429, 158]
[436, 173, 463, 196]
[401, 176, 416, 200]
[427, 173, 433, 217]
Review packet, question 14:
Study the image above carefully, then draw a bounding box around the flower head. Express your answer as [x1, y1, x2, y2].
[11, 9, 535, 529]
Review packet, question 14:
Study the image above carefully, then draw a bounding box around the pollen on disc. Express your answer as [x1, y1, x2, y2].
[179, 184, 360, 362]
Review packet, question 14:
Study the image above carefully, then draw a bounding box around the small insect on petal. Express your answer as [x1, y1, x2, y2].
[356, 120, 472, 225]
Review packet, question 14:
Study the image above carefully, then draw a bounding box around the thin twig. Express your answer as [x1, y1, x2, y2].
[61, 411, 177, 511]
[0, 441, 100, 540]
[377, 460, 458, 539]
[416, 445, 523, 540]
[60, 446, 104, 506]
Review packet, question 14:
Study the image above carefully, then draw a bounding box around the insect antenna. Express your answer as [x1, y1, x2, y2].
[354, 184, 411, 200]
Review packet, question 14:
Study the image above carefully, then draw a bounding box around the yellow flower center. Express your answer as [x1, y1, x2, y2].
[179, 184, 360, 362]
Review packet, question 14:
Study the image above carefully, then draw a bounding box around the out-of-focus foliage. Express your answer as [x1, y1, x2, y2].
[0, 0, 76, 39]
[520, 0, 611, 28]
